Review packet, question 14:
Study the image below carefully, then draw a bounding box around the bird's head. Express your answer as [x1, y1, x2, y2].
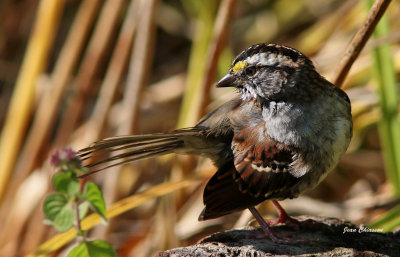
[217, 44, 316, 103]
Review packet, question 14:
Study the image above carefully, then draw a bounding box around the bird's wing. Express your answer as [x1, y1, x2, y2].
[199, 161, 266, 220]
[200, 124, 302, 220]
[231, 123, 301, 199]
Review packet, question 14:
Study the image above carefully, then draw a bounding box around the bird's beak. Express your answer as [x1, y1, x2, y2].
[216, 73, 239, 88]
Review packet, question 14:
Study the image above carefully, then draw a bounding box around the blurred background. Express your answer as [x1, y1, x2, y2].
[0, 0, 399, 256]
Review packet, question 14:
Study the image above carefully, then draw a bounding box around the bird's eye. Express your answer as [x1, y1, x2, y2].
[245, 66, 257, 76]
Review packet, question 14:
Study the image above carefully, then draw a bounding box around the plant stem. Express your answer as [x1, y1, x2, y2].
[75, 202, 86, 240]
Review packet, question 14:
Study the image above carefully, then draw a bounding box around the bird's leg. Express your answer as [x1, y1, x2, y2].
[264, 200, 301, 227]
[266, 200, 320, 228]
[248, 207, 306, 244]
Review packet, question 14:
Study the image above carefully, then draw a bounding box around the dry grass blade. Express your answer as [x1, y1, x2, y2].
[53, 0, 125, 147]
[330, 0, 392, 88]
[177, 1, 219, 127]
[199, 0, 237, 118]
[0, 2, 100, 253]
[82, 0, 141, 144]
[297, 0, 358, 55]
[0, 0, 100, 229]
[0, 0, 65, 201]
[16, 0, 101, 176]
[26, 179, 199, 257]
[100, 0, 160, 208]
[120, 0, 159, 135]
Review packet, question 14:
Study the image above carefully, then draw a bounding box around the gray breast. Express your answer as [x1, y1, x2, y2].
[262, 98, 352, 180]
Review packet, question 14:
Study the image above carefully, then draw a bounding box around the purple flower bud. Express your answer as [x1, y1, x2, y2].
[50, 148, 78, 168]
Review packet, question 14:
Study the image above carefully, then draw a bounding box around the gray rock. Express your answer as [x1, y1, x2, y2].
[155, 216, 400, 257]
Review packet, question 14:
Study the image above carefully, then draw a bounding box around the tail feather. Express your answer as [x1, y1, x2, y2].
[77, 129, 202, 177]
[79, 137, 180, 160]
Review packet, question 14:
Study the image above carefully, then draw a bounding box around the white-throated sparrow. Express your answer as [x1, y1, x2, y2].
[79, 43, 353, 243]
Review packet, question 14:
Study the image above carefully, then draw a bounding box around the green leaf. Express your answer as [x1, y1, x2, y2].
[67, 240, 115, 257]
[43, 193, 68, 221]
[84, 182, 106, 218]
[78, 201, 90, 219]
[53, 171, 80, 196]
[30, 180, 197, 256]
[53, 172, 72, 193]
[53, 202, 74, 232]
[67, 180, 80, 196]
[72, 167, 88, 175]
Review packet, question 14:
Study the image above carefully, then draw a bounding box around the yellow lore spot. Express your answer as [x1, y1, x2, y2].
[232, 61, 247, 73]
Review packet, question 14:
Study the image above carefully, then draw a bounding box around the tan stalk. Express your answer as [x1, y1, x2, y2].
[82, 0, 141, 145]
[199, 0, 237, 118]
[53, 0, 125, 147]
[330, 0, 392, 88]
[0, 0, 65, 200]
[102, 0, 159, 210]
[0, 2, 101, 244]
